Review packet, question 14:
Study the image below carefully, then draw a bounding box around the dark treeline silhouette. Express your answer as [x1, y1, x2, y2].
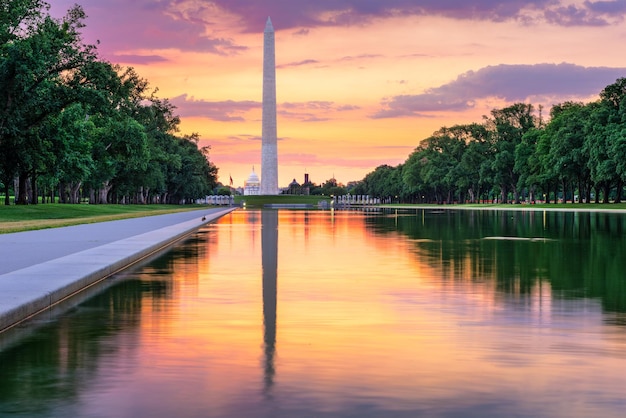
[353, 78, 626, 204]
[0, 1, 218, 205]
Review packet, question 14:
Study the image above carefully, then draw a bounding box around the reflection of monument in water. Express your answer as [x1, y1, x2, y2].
[260, 17, 279, 195]
[262, 210, 278, 395]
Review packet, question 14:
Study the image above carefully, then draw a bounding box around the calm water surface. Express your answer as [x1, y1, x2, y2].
[1, 208, 626, 417]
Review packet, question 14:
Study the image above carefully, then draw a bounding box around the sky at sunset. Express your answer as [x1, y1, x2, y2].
[49, 0, 626, 188]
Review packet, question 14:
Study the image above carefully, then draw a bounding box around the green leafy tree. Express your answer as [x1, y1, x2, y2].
[585, 103, 620, 203]
[413, 129, 466, 203]
[0, 2, 97, 204]
[486, 103, 537, 203]
[134, 94, 180, 202]
[446, 124, 488, 203]
[42, 103, 94, 203]
[599, 78, 626, 202]
[514, 127, 544, 203]
[540, 102, 593, 203]
[361, 164, 403, 202]
[320, 177, 347, 196]
[86, 115, 148, 203]
[402, 150, 425, 202]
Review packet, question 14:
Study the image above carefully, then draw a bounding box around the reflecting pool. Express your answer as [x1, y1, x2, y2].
[1, 208, 626, 418]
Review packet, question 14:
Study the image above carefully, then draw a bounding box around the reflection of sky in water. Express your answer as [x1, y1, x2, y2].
[1, 209, 626, 418]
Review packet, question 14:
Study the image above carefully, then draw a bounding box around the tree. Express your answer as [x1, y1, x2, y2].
[599, 78, 626, 202]
[486, 103, 538, 204]
[42, 103, 94, 203]
[1, 2, 221, 206]
[514, 127, 545, 203]
[164, 133, 217, 203]
[86, 115, 148, 203]
[361, 164, 402, 202]
[320, 177, 346, 196]
[412, 129, 466, 203]
[358, 80, 626, 206]
[0, 2, 97, 204]
[402, 150, 425, 203]
[539, 102, 593, 203]
[448, 124, 490, 203]
[585, 101, 621, 203]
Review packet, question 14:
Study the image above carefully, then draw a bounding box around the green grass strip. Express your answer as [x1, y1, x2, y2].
[0, 204, 207, 234]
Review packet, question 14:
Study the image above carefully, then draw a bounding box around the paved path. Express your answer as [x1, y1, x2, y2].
[0, 207, 237, 332]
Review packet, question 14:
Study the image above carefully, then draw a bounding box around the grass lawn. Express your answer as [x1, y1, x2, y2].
[382, 202, 626, 211]
[234, 195, 330, 207]
[0, 204, 207, 234]
[4, 198, 624, 234]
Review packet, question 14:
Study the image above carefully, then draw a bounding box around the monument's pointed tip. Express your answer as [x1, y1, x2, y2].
[265, 16, 274, 32]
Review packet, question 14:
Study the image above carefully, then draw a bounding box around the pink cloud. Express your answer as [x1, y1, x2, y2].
[170, 95, 260, 122]
[208, 0, 625, 31]
[50, 0, 246, 60]
[371, 63, 626, 118]
[49, 1, 626, 63]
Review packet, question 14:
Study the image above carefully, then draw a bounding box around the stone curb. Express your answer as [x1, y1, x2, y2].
[0, 207, 237, 333]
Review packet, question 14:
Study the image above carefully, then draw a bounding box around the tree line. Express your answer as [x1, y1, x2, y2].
[354, 78, 626, 204]
[0, 0, 218, 205]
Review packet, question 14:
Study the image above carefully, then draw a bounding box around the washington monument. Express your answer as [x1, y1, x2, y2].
[261, 16, 279, 195]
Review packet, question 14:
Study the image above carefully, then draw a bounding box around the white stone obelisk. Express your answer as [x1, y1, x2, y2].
[260, 16, 279, 195]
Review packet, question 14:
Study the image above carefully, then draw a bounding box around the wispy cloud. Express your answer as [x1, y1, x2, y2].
[52, 0, 247, 58]
[51, 0, 626, 63]
[544, 3, 616, 26]
[277, 59, 320, 69]
[226, 134, 262, 142]
[279, 101, 361, 122]
[209, 0, 626, 31]
[277, 152, 401, 169]
[170, 96, 361, 123]
[371, 63, 626, 118]
[170, 95, 259, 121]
[340, 54, 383, 61]
[111, 54, 169, 64]
[278, 54, 382, 70]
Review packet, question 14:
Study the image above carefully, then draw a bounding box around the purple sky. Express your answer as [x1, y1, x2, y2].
[49, 0, 626, 185]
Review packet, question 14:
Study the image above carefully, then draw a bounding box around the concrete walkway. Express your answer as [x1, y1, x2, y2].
[0, 207, 237, 332]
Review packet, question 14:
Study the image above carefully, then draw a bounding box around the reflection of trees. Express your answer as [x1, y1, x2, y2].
[367, 209, 626, 313]
[0, 274, 170, 415]
[0, 227, 214, 415]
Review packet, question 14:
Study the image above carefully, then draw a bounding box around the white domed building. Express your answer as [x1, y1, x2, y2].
[244, 167, 261, 196]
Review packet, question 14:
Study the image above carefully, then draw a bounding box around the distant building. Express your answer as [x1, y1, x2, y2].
[302, 173, 310, 195]
[286, 178, 301, 195]
[244, 167, 261, 195]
